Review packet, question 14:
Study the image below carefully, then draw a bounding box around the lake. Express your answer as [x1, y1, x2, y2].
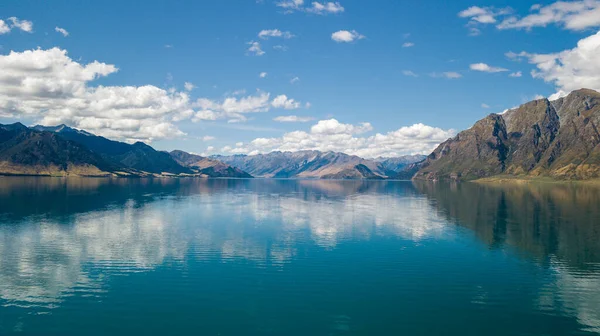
[1, 177, 599, 335]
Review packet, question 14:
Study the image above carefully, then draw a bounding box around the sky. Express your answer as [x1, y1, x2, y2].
[1, 0, 600, 158]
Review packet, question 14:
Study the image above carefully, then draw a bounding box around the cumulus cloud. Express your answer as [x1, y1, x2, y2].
[276, 0, 345, 15]
[470, 62, 509, 73]
[509, 30, 600, 100]
[247, 41, 265, 56]
[0, 47, 196, 142]
[259, 72, 268, 78]
[273, 115, 314, 122]
[192, 92, 304, 123]
[402, 42, 415, 48]
[271, 94, 302, 109]
[220, 118, 455, 158]
[55, 26, 69, 37]
[258, 29, 294, 39]
[202, 135, 215, 141]
[498, 1, 600, 31]
[331, 30, 365, 43]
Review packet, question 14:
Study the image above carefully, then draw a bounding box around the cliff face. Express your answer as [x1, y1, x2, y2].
[414, 89, 600, 181]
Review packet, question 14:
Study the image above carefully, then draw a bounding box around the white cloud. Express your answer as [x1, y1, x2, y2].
[307, 2, 345, 14]
[0, 48, 194, 143]
[259, 72, 268, 78]
[290, 76, 300, 84]
[460, 2, 600, 33]
[164, 44, 174, 48]
[184, 82, 195, 91]
[331, 30, 365, 43]
[247, 41, 265, 56]
[511, 30, 600, 100]
[8, 17, 33, 33]
[402, 70, 418, 77]
[0, 20, 9, 34]
[0, 17, 33, 34]
[258, 29, 294, 39]
[277, 0, 345, 15]
[55, 26, 69, 37]
[274, 115, 314, 122]
[402, 42, 415, 48]
[458, 6, 514, 27]
[458, 6, 512, 35]
[192, 92, 303, 122]
[271, 94, 301, 109]
[430, 72, 462, 79]
[221, 118, 455, 158]
[481, 103, 490, 108]
[276, 0, 305, 10]
[498, 1, 600, 31]
[202, 135, 215, 141]
[509, 71, 522, 77]
[470, 63, 509, 73]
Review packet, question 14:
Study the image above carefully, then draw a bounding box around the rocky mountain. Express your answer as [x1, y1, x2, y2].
[1, 123, 251, 178]
[0, 123, 118, 176]
[170, 150, 252, 178]
[414, 88, 600, 181]
[211, 151, 424, 179]
[33, 124, 190, 175]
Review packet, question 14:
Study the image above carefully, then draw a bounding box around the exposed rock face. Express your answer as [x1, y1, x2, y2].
[212, 151, 399, 179]
[170, 150, 252, 178]
[414, 114, 509, 180]
[414, 89, 600, 181]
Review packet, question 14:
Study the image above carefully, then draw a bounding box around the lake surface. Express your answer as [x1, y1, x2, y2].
[1, 177, 600, 335]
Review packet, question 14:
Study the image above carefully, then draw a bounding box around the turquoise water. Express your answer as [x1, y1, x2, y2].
[1, 177, 599, 335]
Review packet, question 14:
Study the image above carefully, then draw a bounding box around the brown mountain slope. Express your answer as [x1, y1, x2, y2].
[414, 89, 600, 181]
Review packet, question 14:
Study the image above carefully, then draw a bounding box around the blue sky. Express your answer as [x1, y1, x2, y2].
[1, 0, 600, 157]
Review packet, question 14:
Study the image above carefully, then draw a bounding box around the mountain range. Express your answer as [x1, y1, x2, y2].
[0, 123, 424, 179]
[413, 88, 600, 181]
[4, 88, 600, 181]
[211, 151, 425, 179]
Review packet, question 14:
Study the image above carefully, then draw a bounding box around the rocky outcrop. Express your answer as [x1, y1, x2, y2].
[414, 89, 600, 181]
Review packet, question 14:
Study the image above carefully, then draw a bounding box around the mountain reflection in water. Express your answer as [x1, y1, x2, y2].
[0, 177, 599, 335]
